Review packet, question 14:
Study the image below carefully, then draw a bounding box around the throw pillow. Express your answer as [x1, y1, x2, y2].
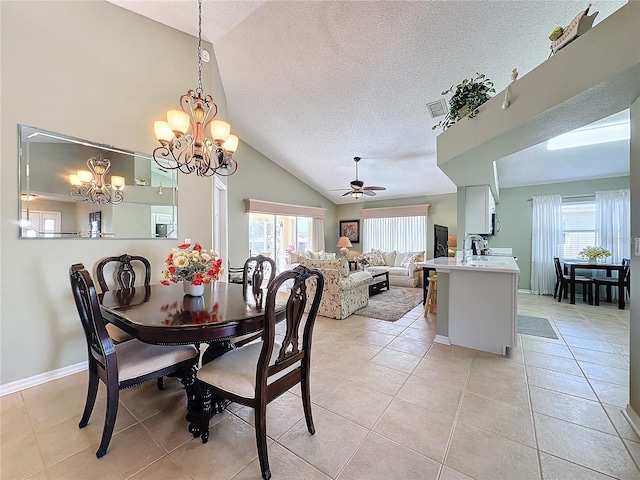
[401, 251, 424, 268]
[369, 249, 385, 266]
[394, 252, 408, 267]
[382, 251, 396, 266]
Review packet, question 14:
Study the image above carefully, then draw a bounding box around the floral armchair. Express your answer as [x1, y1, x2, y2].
[298, 257, 372, 320]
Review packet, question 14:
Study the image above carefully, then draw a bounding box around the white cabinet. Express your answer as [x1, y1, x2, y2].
[465, 185, 495, 235]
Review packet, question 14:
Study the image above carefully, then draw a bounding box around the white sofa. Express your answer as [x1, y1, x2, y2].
[358, 250, 424, 288]
[298, 257, 372, 320]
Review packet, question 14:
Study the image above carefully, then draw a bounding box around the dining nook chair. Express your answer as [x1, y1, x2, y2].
[242, 254, 277, 304]
[196, 265, 324, 480]
[554, 257, 593, 304]
[593, 258, 631, 306]
[69, 264, 198, 458]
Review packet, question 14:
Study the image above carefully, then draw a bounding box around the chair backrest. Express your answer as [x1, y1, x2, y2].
[96, 254, 151, 293]
[257, 265, 324, 396]
[553, 257, 563, 280]
[622, 258, 631, 282]
[242, 255, 276, 303]
[69, 264, 116, 375]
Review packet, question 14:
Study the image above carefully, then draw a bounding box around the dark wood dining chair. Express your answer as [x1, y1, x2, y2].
[69, 264, 198, 458]
[593, 258, 631, 305]
[196, 265, 324, 480]
[554, 257, 593, 304]
[96, 254, 151, 344]
[242, 254, 277, 304]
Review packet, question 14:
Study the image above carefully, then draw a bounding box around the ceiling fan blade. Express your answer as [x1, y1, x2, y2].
[363, 190, 376, 196]
[329, 188, 350, 192]
[363, 186, 386, 191]
[342, 191, 352, 197]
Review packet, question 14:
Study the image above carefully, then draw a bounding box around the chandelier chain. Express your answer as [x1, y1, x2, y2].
[196, 0, 203, 95]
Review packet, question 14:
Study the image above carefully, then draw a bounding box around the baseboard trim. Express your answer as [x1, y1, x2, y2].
[623, 404, 640, 438]
[0, 361, 87, 397]
[517, 289, 532, 294]
[434, 334, 451, 345]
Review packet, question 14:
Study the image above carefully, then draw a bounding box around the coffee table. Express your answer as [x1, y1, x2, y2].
[369, 271, 390, 296]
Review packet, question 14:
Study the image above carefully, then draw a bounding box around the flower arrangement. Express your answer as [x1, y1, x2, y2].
[578, 246, 611, 261]
[356, 253, 371, 268]
[432, 72, 496, 131]
[286, 244, 296, 253]
[160, 242, 224, 285]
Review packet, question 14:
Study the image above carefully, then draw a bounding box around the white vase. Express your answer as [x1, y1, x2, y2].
[587, 258, 598, 264]
[183, 282, 205, 296]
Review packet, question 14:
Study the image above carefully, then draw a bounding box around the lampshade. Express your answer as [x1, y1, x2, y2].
[448, 235, 457, 248]
[167, 109, 190, 135]
[336, 236, 353, 248]
[221, 134, 238, 153]
[211, 120, 231, 143]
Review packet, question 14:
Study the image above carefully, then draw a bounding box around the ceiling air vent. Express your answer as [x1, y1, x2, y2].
[427, 99, 448, 118]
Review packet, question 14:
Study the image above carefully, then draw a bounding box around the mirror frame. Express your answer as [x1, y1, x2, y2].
[18, 125, 178, 239]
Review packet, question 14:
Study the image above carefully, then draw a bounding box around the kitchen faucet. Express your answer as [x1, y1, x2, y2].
[462, 234, 488, 263]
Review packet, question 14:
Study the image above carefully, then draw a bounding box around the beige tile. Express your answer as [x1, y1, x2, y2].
[338, 432, 440, 480]
[351, 362, 409, 396]
[396, 376, 462, 418]
[623, 439, 640, 468]
[366, 321, 407, 336]
[370, 348, 422, 373]
[399, 326, 436, 342]
[539, 452, 615, 479]
[233, 442, 330, 480]
[555, 325, 605, 340]
[602, 404, 640, 442]
[425, 343, 475, 368]
[319, 381, 392, 429]
[589, 379, 629, 408]
[334, 340, 385, 361]
[578, 360, 629, 386]
[535, 413, 639, 479]
[561, 335, 618, 353]
[446, 422, 540, 480]
[128, 456, 192, 480]
[411, 357, 470, 390]
[439, 466, 474, 480]
[569, 346, 629, 369]
[0, 391, 24, 416]
[118, 379, 188, 422]
[373, 398, 455, 463]
[465, 370, 530, 410]
[169, 414, 260, 480]
[351, 330, 396, 347]
[234, 392, 306, 440]
[526, 365, 596, 400]
[313, 353, 367, 380]
[470, 355, 526, 383]
[288, 368, 347, 404]
[523, 350, 583, 376]
[278, 406, 368, 478]
[457, 392, 535, 447]
[142, 406, 209, 453]
[47, 424, 165, 480]
[520, 338, 573, 358]
[0, 432, 46, 480]
[529, 386, 616, 435]
[384, 335, 431, 357]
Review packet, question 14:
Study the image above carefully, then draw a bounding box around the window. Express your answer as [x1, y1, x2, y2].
[248, 213, 312, 272]
[362, 216, 426, 253]
[560, 200, 595, 259]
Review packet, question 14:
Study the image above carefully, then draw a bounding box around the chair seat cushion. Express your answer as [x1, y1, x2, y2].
[115, 341, 198, 382]
[106, 323, 133, 343]
[197, 341, 299, 400]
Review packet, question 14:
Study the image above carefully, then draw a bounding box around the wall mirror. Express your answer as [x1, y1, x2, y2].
[18, 125, 178, 239]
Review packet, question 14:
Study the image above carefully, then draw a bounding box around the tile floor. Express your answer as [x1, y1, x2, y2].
[1, 293, 638, 479]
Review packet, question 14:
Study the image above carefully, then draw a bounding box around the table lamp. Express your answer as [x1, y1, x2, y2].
[448, 235, 457, 257]
[336, 236, 353, 258]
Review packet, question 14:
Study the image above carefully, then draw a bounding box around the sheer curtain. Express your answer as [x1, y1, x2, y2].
[311, 217, 325, 252]
[531, 195, 562, 295]
[362, 216, 426, 253]
[596, 189, 630, 263]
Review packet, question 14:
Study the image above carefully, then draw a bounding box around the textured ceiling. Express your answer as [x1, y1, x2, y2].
[108, 0, 629, 202]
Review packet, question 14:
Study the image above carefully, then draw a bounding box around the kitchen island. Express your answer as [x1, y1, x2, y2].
[421, 256, 520, 355]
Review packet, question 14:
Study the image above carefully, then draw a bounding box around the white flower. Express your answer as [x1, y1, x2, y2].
[201, 253, 211, 262]
[173, 254, 189, 268]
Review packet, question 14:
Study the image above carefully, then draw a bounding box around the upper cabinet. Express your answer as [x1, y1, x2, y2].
[465, 185, 495, 235]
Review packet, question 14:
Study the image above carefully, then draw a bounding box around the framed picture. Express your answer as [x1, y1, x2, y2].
[89, 211, 102, 236]
[339, 220, 360, 244]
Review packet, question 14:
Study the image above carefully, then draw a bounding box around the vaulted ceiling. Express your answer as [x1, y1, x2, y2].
[109, 0, 630, 203]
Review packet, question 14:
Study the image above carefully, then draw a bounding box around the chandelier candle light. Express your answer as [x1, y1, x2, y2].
[153, 0, 239, 177]
[69, 156, 125, 205]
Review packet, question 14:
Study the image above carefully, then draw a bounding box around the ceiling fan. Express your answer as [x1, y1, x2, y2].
[330, 157, 386, 199]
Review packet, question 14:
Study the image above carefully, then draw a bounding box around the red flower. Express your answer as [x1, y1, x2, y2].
[168, 266, 176, 274]
[193, 242, 202, 252]
[203, 277, 211, 284]
[160, 280, 170, 286]
[178, 243, 191, 249]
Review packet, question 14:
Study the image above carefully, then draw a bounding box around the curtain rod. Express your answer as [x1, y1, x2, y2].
[527, 193, 594, 201]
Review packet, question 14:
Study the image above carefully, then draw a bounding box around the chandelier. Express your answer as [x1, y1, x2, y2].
[69, 156, 125, 205]
[152, 0, 238, 177]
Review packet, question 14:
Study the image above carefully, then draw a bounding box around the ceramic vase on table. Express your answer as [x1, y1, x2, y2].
[588, 258, 598, 264]
[183, 282, 205, 296]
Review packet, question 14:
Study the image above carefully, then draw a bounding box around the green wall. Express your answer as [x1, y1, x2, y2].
[496, 176, 630, 291]
[335, 193, 458, 259]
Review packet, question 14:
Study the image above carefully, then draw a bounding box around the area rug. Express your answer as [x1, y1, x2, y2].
[354, 287, 423, 322]
[517, 315, 558, 339]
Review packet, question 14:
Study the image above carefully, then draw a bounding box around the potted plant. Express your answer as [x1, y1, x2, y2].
[578, 246, 611, 263]
[432, 72, 495, 131]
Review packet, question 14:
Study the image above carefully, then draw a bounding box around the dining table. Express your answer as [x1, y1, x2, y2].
[562, 261, 629, 309]
[99, 281, 285, 437]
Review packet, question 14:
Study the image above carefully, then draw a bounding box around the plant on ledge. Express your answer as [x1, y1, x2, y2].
[578, 246, 611, 261]
[432, 72, 496, 131]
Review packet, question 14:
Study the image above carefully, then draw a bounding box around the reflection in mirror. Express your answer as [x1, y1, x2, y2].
[19, 125, 178, 239]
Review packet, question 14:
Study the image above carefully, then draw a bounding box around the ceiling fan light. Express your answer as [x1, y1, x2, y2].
[351, 191, 363, 199]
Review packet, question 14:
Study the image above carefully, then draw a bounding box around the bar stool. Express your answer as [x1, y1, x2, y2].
[425, 275, 438, 315]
